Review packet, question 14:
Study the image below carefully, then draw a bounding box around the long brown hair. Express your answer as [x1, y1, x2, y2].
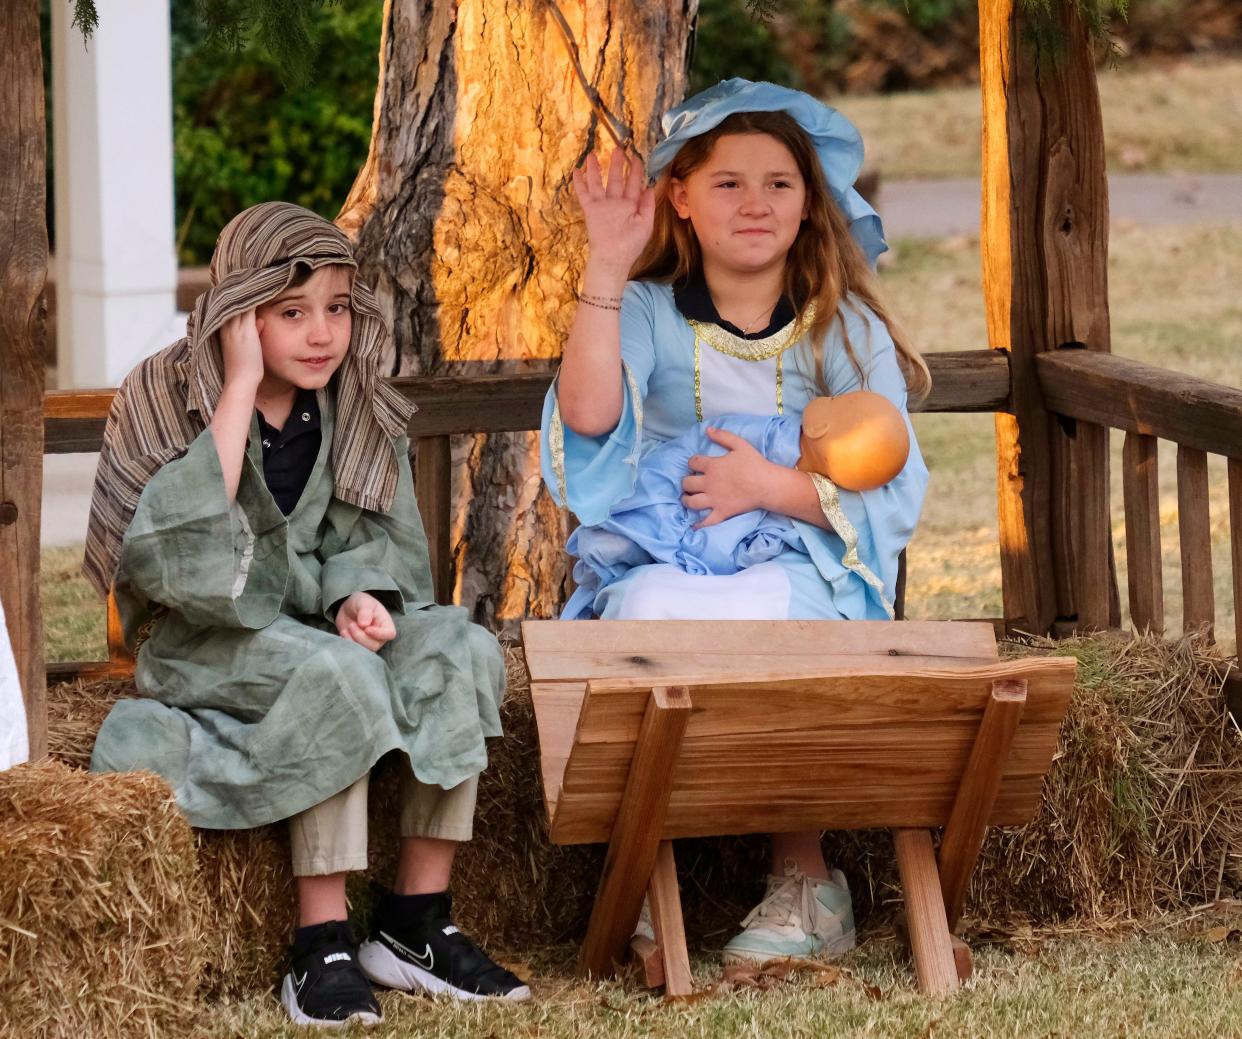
[630, 110, 930, 400]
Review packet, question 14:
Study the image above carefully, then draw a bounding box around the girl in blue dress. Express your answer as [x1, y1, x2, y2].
[540, 80, 930, 964]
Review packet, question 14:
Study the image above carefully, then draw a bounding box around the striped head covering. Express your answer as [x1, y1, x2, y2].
[83, 201, 414, 597]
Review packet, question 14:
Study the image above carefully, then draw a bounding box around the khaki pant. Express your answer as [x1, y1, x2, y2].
[288, 768, 478, 877]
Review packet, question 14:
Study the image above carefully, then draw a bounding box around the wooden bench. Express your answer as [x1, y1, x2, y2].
[521, 619, 1077, 996]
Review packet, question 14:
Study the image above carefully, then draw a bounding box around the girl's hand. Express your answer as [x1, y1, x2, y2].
[681, 428, 781, 528]
[571, 149, 655, 276]
[335, 591, 397, 653]
[219, 310, 266, 390]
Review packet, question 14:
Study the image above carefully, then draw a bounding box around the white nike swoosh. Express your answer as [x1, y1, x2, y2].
[293, 970, 308, 995]
[381, 931, 435, 971]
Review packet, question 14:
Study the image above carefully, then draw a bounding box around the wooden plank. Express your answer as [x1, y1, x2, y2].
[529, 681, 586, 820]
[1038, 351, 1242, 460]
[1073, 422, 1112, 630]
[1229, 458, 1242, 657]
[521, 620, 999, 682]
[575, 658, 1074, 739]
[414, 435, 453, 604]
[1, 0, 49, 759]
[938, 679, 1027, 930]
[550, 661, 1074, 844]
[1122, 432, 1163, 635]
[894, 829, 958, 995]
[1176, 445, 1214, 638]
[647, 841, 692, 996]
[578, 686, 693, 980]
[43, 352, 1012, 454]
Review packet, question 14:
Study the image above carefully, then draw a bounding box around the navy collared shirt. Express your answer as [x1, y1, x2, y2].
[257, 388, 322, 516]
[671, 268, 796, 339]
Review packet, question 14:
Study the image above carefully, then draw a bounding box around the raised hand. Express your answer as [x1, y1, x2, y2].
[219, 309, 266, 390]
[571, 148, 655, 276]
[335, 591, 397, 653]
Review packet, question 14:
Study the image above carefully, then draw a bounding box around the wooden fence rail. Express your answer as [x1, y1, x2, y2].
[1037, 348, 1242, 650]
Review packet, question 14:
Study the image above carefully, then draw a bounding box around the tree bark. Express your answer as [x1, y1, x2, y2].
[339, 0, 697, 629]
[979, 0, 1116, 635]
[0, 0, 49, 757]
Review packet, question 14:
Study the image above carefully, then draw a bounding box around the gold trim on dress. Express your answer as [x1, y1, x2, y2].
[549, 392, 569, 508]
[810, 472, 894, 620]
[689, 305, 814, 421]
[548, 361, 644, 512]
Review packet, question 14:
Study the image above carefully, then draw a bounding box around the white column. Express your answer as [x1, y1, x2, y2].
[52, 0, 183, 389]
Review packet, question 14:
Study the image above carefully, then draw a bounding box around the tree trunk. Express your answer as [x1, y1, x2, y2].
[0, 0, 49, 757]
[980, 0, 1116, 635]
[339, 0, 697, 629]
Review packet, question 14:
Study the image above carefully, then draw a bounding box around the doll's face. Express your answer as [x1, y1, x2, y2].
[668, 132, 809, 279]
[254, 264, 353, 401]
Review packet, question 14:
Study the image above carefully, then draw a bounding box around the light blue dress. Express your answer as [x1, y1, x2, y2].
[540, 282, 928, 622]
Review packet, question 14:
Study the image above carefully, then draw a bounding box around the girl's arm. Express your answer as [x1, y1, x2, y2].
[681, 427, 831, 530]
[558, 149, 654, 437]
[210, 311, 264, 502]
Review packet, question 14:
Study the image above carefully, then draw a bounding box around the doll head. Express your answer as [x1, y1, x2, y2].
[795, 391, 910, 491]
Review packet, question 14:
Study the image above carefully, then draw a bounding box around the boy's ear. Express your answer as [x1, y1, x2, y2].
[669, 178, 691, 220]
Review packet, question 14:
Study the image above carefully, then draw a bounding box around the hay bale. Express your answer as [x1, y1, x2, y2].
[969, 631, 1242, 923]
[43, 630, 1242, 993]
[0, 759, 206, 1038]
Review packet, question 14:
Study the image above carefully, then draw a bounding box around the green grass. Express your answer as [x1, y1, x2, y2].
[889, 223, 1242, 652]
[201, 927, 1242, 1038]
[846, 55, 1242, 180]
[40, 544, 105, 664]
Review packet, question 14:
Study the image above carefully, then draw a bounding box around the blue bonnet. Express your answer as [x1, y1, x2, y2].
[647, 78, 886, 268]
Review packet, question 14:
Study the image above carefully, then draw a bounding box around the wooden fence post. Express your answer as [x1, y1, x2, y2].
[979, 0, 1116, 635]
[0, 0, 49, 759]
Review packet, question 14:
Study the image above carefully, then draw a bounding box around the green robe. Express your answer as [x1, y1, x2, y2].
[90, 391, 504, 830]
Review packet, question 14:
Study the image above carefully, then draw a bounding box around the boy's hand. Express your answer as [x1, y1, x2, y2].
[219, 309, 266, 390]
[335, 591, 397, 653]
[681, 428, 779, 528]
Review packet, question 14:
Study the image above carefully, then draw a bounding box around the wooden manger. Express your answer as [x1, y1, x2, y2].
[522, 619, 1077, 995]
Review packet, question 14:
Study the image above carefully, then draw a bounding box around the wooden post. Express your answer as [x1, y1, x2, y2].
[579, 686, 692, 979]
[893, 828, 959, 995]
[1122, 433, 1164, 635]
[0, 0, 49, 759]
[647, 840, 692, 996]
[1176, 446, 1214, 638]
[979, 0, 1115, 635]
[938, 679, 1027, 931]
[1229, 458, 1241, 656]
[414, 435, 453, 604]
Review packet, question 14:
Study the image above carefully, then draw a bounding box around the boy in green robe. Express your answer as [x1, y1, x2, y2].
[84, 202, 529, 1027]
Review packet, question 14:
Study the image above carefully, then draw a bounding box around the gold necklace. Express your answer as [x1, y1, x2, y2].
[724, 296, 782, 335]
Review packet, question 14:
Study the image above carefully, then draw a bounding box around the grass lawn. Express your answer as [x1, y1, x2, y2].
[888, 222, 1241, 653]
[846, 55, 1242, 180]
[203, 925, 1242, 1038]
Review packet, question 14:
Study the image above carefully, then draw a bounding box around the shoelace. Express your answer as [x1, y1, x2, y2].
[739, 866, 838, 939]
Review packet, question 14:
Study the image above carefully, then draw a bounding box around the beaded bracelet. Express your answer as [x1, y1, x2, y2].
[578, 292, 622, 311]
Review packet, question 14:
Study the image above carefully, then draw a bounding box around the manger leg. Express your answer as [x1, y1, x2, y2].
[648, 840, 692, 995]
[893, 828, 958, 995]
[938, 679, 1027, 931]
[579, 687, 692, 979]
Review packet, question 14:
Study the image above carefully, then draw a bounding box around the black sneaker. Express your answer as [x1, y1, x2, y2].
[280, 920, 383, 1029]
[358, 891, 531, 1002]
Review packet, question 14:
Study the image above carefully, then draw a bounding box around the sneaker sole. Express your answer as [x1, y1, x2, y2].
[279, 973, 383, 1029]
[357, 940, 532, 1003]
[720, 927, 857, 966]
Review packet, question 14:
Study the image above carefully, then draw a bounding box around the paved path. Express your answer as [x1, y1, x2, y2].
[39, 172, 1242, 548]
[880, 172, 1242, 239]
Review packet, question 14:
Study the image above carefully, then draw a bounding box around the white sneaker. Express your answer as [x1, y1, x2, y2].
[721, 860, 856, 964]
